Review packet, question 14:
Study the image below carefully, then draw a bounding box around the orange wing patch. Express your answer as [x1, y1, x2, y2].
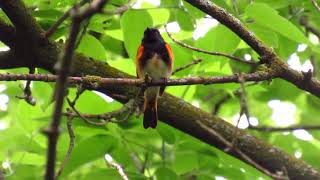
[165, 43, 174, 70]
[136, 45, 144, 78]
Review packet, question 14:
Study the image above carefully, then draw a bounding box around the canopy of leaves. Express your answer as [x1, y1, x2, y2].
[0, 0, 320, 179]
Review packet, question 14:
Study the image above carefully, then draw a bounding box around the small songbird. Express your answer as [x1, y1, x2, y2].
[136, 28, 174, 129]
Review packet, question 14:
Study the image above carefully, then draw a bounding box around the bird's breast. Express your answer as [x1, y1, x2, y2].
[142, 54, 169, 80]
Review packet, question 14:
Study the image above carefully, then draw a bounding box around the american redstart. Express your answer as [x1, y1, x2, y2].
[136, 28, 174, 129]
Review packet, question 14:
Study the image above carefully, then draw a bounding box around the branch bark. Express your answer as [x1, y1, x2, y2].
[184, 0, 320, 99]
[0, 71, 277, 87]
[0, 19, 16, 48]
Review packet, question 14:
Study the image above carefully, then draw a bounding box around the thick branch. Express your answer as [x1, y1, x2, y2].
[0, 0, 43, 40]
[184, 0, 274, 58]
[183, 0, 320, 97]
[0, 19, 16, 48]
[0, 51, 26, 68]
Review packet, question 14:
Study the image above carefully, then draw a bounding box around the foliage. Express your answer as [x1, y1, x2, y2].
[0, 0, 320, 179]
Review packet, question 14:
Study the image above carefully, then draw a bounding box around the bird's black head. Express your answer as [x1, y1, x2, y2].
[142, 28, 164, 44]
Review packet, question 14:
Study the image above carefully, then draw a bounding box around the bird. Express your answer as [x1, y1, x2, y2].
[136, 27, 174, 129]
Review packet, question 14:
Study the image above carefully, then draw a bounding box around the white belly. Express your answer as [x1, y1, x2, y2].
[141, 54, 170, 100]
[141, 54, 170, 80]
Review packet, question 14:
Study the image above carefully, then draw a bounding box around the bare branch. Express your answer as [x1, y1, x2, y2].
[64, 98, 136, 125]
[44, 0, 89, 38]
[171, 59, 202, 75]
[184, 0, 320, 101]
[0, 71, 278, 88]
[164, 25, 258, 66]
[44, 1, 108, 179]
[300, 16, 320, 39]
[15, 68, 36, 105]
[55, 117, 75, 178]
[0, 51, 26, 69]
[0, 0, 43, 39]
[197, 120, 287, 180]
[249, 124, 320, 132]
[311, 0, 320, 13]
[0, 19, 16, 48]
[104, 154, 129, 180]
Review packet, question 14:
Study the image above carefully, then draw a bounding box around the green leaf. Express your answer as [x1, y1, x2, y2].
[194, 25, 241, 63]
[77, 34, 106, 61]
[176, 10, 194, 31]
[245, 3, 309, 44]
[148, 8, 170, 26]
[155, 167, 178, 180]
[61, 135, 117, 176]
[157, 123, 176, 144]
[121, 10, 153, 60]
[247, 23, 278, 48]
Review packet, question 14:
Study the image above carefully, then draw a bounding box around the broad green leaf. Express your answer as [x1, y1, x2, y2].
[157, 123, 176, 144]
[77, 34, 106, 61]
[155, 167, 178, 180]
[61, 135, 117, 176]
[121, 10, 153, 60]
[255, 0, 290, 9]
[176, 10, 194, 31]
[148, 9, 170, 26]
[247, 23, 278, 48]
[245, 3, 309, 44]
[194, 25, 241, 67]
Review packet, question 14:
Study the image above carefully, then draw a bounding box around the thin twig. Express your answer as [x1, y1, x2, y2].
[299, 16, 320, 39]
[44, 1, 107, 179]
[103, 5, 180, 14]
[141, 152, 149, 174]
[74, 18, 91, 49]
[104, 154, 129, 180]
[55, 116, 75, 178]
[164, 25, 257, 65]
[171, 59, 202, 75]
[65, 98, 136, 125]
[311, 0, 320, 13]
[226, 74, 252, 152]
[66, 97, 107, 126]
[197, 120, 287, 180]
[249, 125, 320, 132]
[16, 68, 36, 106]
[212, 82, 258, 115]
[44, 0, 89, 38]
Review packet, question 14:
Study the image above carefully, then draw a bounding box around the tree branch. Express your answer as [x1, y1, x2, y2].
[44, 1, 108, 179]
[197, 120, 287, 180]
[300, 16, 320, 39]
[183, 0, 320, 101]
[0, 19, 16, 48]
[0, 51, 26, 68]
[44, 0, 90, 38]
[0, 71, 278, 87]
[0, 0, 43, 40]
[164, 25, 257, 66]
[250, 124, 320, 132]
[311, 0, 320, 13]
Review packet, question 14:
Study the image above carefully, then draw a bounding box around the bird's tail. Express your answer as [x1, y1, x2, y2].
[143, 96, 158, 129]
